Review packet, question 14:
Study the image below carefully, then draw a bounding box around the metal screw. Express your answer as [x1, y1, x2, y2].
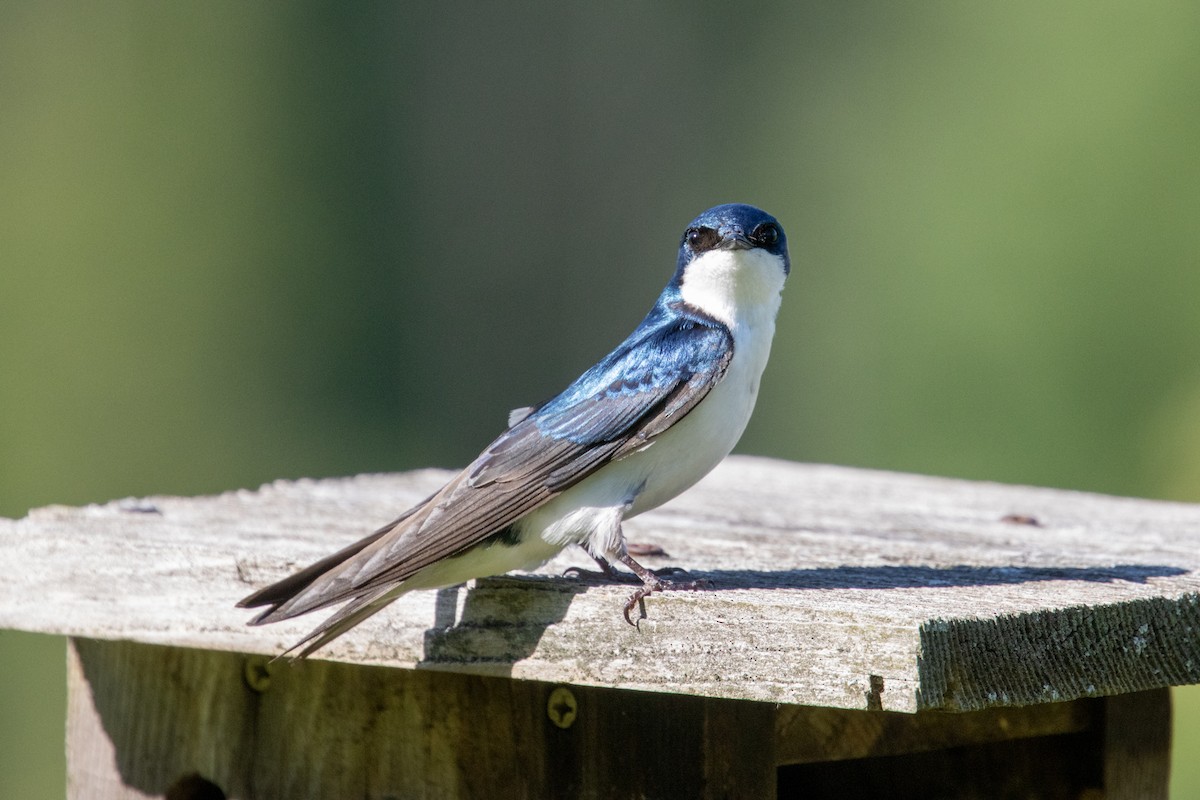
[547, 686, 578, 729]
[243, 656, 272, 693]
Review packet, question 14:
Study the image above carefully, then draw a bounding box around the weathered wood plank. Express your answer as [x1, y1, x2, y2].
[917, 595, 1200, 710]
[69, 639, 1166, 799]
[774, 700, 1098, 765]
[777, 726, 1106, 799]
[1103, 688, 1171, 799]
[67, 638, 778, 800]
[773, 692, 1168, 799]
[7, 456, 1200, 712]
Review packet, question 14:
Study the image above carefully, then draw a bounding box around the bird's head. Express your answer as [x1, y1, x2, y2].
[670, 203, 789, 328]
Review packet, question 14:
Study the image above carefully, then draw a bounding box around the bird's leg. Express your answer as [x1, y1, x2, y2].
[562, 545, 686, 583]
[561, 550, 627, 581]
[616, 551, 711, 627]
[561, 513, 706, 621]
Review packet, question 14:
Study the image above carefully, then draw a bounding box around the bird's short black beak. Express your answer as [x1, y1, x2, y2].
[719, 232, 754, 251]
[717, 225, 753, 250]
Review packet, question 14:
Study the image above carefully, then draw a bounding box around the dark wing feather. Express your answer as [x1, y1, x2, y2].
[237, 494, 432, 617]
[240, 315, 732, 625]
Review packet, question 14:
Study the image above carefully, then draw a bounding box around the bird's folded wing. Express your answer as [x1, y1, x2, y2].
[243, 318, 732, 622]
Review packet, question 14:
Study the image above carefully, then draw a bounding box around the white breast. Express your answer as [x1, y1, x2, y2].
[624, 246, 787, 510]
[527, 247, 787, 559]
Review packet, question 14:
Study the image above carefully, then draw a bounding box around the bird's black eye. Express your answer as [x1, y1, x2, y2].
[750, 222, 780, 247]
[685, 226, 720, 252]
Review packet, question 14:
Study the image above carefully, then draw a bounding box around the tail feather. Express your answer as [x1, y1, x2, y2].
[275, 586, 400, 660]
[239, 490, 443, 657]
[238, 490, 437, 623]
[239, 524, 392, 620]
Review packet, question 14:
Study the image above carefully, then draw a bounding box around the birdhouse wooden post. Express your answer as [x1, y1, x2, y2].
[3, 456, 1197, 798]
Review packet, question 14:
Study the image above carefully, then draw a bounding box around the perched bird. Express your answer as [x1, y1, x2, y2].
[239, 203, 790, 657]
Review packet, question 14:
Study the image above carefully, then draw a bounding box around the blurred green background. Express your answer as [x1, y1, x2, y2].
[3, 2, 1200, 796]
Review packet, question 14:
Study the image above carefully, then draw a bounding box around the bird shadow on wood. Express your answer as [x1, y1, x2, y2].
[418, 576, 589, 674]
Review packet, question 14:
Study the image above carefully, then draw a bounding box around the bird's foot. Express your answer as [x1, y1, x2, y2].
[562, 545, 678, 584]
[622, 571, 713, 626]
[562, 545, 710, 625]
[562, 551, 624, 582]
[613, 550, 712, 627]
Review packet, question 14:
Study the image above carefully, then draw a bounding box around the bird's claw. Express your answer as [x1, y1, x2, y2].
[563, 546, 711, 625]
[623, 589, 650, 627]
[622, 574, 713, 627]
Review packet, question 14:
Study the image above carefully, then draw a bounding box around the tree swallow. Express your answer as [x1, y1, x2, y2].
[239, 203, 790, 657]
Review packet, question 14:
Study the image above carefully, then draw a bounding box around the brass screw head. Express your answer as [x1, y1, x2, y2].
[547, 686, 578, 729]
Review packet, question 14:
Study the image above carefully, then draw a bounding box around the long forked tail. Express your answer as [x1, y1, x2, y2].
[237, 495, 434, 657]
[274, 586, 400, 660]
[238, 487, 438, 618]
[237, 522, 394, 623]
[238, 524, 407, 660]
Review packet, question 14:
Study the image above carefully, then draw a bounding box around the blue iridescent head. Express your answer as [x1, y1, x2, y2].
[675, 203, 789, 279]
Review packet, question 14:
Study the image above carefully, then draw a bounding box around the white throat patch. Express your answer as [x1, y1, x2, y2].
[677, 248, 787, 331]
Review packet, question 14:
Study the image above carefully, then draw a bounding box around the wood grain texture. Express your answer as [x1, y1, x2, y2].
[6, 456, 1200, 712]
[774, 700, 1099, 765]
[67, 639, 777, 800]
[68, 639, 1165, 800]
[1104, 689, 1171, 799]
